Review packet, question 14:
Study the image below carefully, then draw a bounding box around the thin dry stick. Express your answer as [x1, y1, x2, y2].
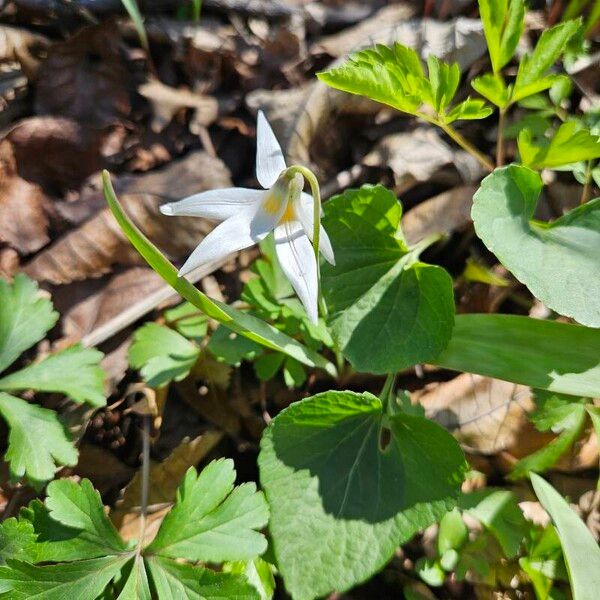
[136, 415, 151, 556]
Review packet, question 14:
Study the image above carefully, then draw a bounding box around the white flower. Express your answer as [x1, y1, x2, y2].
[160, 111, 335, 324]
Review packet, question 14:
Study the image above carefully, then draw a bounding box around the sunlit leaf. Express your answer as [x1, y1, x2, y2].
[479, 0, 525, 72]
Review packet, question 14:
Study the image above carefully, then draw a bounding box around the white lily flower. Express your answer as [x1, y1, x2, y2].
[160, 110, 335, 324]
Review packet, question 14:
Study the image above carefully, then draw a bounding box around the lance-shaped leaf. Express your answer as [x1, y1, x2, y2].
[0, 555, 131, 600]
[0, 393, 77, 487]
[146, 459, 269, 562]
[531, 474, 600, 600]
[128, 323, 200, 388]
[116, 557, 151, 600]
[0, 274, 58, 374]
[472, 165, 600, 327]
[433, 314, 600, 398]
[258, 391, 467, 600]
[321, 185, 455, 374]
[103, 171, 335, 377]
[145, 556, 260, 600]
[0, 346, 105, 407]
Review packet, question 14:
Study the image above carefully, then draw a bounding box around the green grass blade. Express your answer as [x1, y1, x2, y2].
[121, 0, 149, 52]
[102, 171, 335, 376]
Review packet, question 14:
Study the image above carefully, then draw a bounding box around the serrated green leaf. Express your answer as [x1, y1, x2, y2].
[0, 274, 58, 373]
[529, 391, 588, 432]
[117, 557, 151, 600]
[479, 0, 525, 72]
[207, 326, 262, 366]
[224, 558, 275, 600]
[0, 518, 37, 565]
[164, 302, 209, 341]
[321, 185, 455, 374]
[531, 474, 600, 600]
[471, 73, 510, 108]
[0, 393, 77, 487]
[0, 346, 105, 407]
[444, 98, 493, 123]
[129, 322, 200, 387]
[512, 19, 581, 102]
[472, 165, 600, 327]
[518, 121, 600, 169]
[426, 55, 460, 113]
[145, 556, 260, 600]
[147, 460, 268, 563]
[0, 555, 130, 600]
[258, 391, 466, 600]
[459, 489, 528, 557]
[510, 404, 587, 480]
[433, 314, 600, 398]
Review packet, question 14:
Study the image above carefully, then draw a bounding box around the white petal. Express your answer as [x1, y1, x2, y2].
[160, 188, 264, 221]
[178, 200, 285, 277]
[296, 192, 336, 265]
[274, 222, 318, 324]
[256, 110, 286, 189]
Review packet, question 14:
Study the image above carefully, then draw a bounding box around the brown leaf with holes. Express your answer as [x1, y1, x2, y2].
[0, 139, 53, 254]
[34, 21, 137, 126]
[24, 150, 232, 284]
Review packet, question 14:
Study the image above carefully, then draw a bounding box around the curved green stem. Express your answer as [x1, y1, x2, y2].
[438, 122, 495, 172]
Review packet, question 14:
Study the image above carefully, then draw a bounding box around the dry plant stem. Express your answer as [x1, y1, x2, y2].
[496, 109, 506, 166]
[136, 414, 151, 557]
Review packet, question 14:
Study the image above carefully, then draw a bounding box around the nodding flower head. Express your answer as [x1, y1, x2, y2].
[160, 111, 334, 324]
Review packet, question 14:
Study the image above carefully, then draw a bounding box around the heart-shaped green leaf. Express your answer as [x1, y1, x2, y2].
[259, 391, 466, 600]
[472, 165, 600, 327]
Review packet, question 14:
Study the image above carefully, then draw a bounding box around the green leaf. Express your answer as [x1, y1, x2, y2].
[164, 302, 208, 341]
[321, 185, 455, 374]
[0, 346, 105, 407]
[0, 393, 77, 487]
[147, 460, 269, 563]
[224, 558, 275, 600]
[459, 489, 528, 557]
[426, 55, 460, 113]
[258, 391, 466, 599]
[531, 474, 600, 600]
[512, 19, 581, 102]
[415, 557, 445, 587]
[282, 357, 306, 389]
[116, 557, 151, 600]
[529, 392, 588, 432]
[444, 98, 493, 123]
[254, 353, 284, 381]
[437, 508, 468, 554]
[0, 274, 58, 374]
[207, 325, 262, 366]
[145, 556, 260, 600]
[433, 314, 600, 397]
[472, 165, 600, 327]
[479, 0, 525, 73]
[129, 323, 200, 387]
[510, 404, 587, 480]
[103, 171, 335, 377]
[471, 73, 511, 108]
[120, 0, 149, 52]
[0, 555, 130, 600]
[0, 519, 37, 565]
[518, 121, 600, 169]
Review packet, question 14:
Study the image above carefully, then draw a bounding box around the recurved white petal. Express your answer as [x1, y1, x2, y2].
[160, 188, 264, 221]
[178, 200, 285, 277]
[274, 221, 319, 324]
[256, 110, 286, 189]
[296, 192, 336, 265]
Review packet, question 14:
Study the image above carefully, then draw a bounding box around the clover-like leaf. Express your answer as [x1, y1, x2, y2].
[472, 165, 600, 327]
[128, 322, 200, 387]
[518, 121, 600, 169]
[258, 390, 467, 600]
[321, 185, 455, 374]
[0, 274, 58, 374]
[0, 393, 77, 487]
[147, 459, 269, 563]
[0, 345, 105, 407]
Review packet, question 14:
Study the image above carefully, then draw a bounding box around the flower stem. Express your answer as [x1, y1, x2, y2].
[580, 161, 593, 205]
[496, 109, 506, 166]
[437, 121, 495, 172]
[136, 414, 150, 558]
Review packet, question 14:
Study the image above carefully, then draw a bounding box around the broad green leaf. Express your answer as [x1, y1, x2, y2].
[437, 508, 468, 554]
[518, 121, 600, 169]
[0, 274, 58, 373]
[321, 185, 455, 374]
[433, 314, 600, 398]
[207, 325, 262, 366]
[478, 0, 525, 73]
[145, 556, 260, 600]
[512, 19, 581, 102]
[147, 460, 269, 562]
[103, 171, 335, 377]
[0, 393, 77, 487]
[459, 489, 528, 557]
[164, 301, 208, 340]
[129, 323, 200, 387]
[0, 346, 105, 407]
[258, 391, 466, 599]
[0, 519, 37, 565]
[117, 557, 151, 600]
[472, 165, 600, 327]
[531, 474, 600, 600]
[510, 404, 587, 480]
[0, 555, 130, 600]
[471, 73, 510, 108]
